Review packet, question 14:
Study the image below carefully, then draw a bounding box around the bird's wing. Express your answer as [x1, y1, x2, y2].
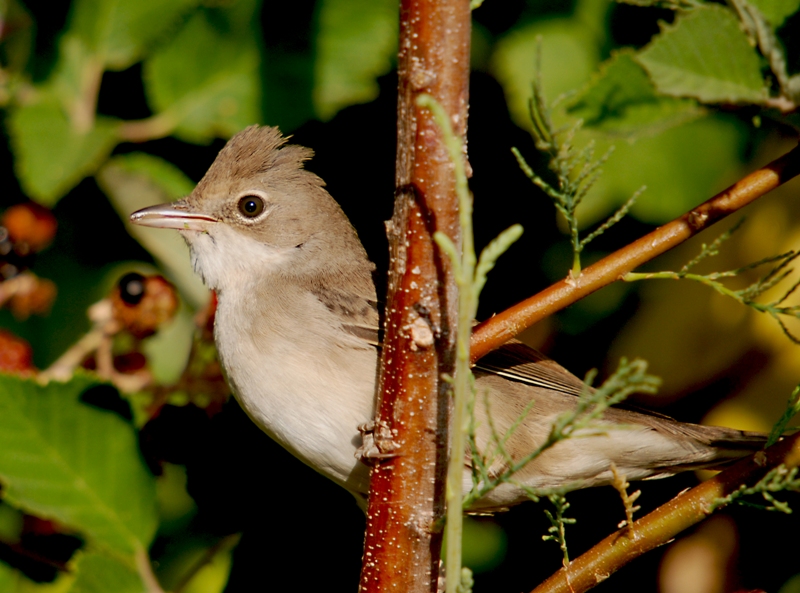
[311, 286, 381, 347]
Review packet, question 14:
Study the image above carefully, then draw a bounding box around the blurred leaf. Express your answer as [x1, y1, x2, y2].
[97, 153, 208, 309]
[143, 307, 195, 384]
[0, 502, 23, 543]
[579, 115, 746, 225]
[0, 0, 35, 77]
[491, 18, 599, 130]
[67, 0, 200, 70]
[67, 551, 144, 593]
[462, 517, 507, 573]
[180, 544, 233, 593]
[6, 100, 119, 204]
[0, 374, 158, 556]
[569, 50, 705, 139]
[143, 0, 262, 144]
[636, 5, 768, 104]
[0, 562, 73, 593]
[313, 0, 397, 120]
[748, 0, 800, 26]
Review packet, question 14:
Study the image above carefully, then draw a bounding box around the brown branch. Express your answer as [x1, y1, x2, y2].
[358, 1, 470, 592]
[531, 432, 800, 593]
[471, 144, 800, 363]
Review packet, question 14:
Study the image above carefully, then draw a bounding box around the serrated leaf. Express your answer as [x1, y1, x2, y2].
[143, 1, 262, 144]
[67, 551, 145, 593]
[569, 50, 705, 139]
[313, 0, 397, 120]
[67, 0, 200, 70]
[97, 154, 208, 309]
[636, 5, 768, 104]
[0, 375, 158, 555]
[748, 0, 800, 26]
[6, 101, 119, 204]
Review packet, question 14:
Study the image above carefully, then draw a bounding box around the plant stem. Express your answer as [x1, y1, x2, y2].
[471, 144, 800, 363]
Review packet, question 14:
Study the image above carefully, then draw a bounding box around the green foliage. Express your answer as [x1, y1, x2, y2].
[313, 0, 397, 120]
[68, 551, 145, 593]
[769, 385, 800, 446]
[7, 102, 119, 204]
[713, 465, 800, 513]
[66, 0, 200, 71]
[513, 64, 645, 275]
[636, 5, 768, 104]
[749, 0, 800, 25]
[143, 0, 263, 144]
[0, 374, 158, 556]
[624, 221, 800, 343]
[97, 154, 207, 307]
[542, 493, 575, 566]
[569, 50, 704, 139]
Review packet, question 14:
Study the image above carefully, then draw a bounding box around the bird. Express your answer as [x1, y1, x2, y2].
[130, 125, 766, 511]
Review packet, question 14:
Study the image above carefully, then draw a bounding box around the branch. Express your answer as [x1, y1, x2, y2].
[358, 1, 471, 591]
[471, 144, 800, 362]
[530, 431, 800, 593]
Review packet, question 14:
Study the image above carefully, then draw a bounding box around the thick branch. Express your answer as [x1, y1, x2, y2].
[358, 1, 470, 592]
[531, 432, 800, 593]
[471, 144, 800, 362]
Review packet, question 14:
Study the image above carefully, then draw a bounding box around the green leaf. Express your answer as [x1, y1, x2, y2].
[491, 18, 600, 130]
[0, 562, 73, 593]
[748, 0, 800, 26]
[67, 0, 201, 70]
[0, 0, 35, 77]
[97, 153, 208, 309]
[578, 114, 746, 225]
[636, 5, 768, 104]
[313, 0, 397, 120]
[0, 374, 158, 555]
[67, 551, 145, 593]
[143, 1, 263, 144]
[6, 100, 119, 205]
[569, 50, 705, 139]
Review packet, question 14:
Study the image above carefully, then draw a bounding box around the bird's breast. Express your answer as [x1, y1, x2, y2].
[212, 285, 378, 492]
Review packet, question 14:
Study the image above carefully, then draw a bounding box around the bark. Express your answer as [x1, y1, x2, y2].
[358, 1, 471, 592]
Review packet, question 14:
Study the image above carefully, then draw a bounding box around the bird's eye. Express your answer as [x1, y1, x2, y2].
[238, 195, 265, 218]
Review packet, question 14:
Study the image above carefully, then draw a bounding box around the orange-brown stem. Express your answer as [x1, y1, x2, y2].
[471, 144, 800, 363]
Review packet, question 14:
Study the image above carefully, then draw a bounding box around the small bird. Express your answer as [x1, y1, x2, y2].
[131, 125, 765, 511]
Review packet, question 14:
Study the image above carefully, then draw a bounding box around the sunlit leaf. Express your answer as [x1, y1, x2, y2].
[748, 0, 800, 26]
[569, 50, 705, 139]
[143, 0, 262, 144]
[97, 153, 209, 309]
[0, 561, 73, 593]
[636, 5, 768, 104]
[491, 18, 599, 130]
[67, 551, 145, 593]
[67, 0, 200, 70]
[578, 115, 746, 225]
[6, 100, 119, 205]
[313, 0, 397, 120]
[0, 374, 158, 555]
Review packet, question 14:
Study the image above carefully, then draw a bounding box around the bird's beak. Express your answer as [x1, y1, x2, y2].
[130, 202, 217, 232]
